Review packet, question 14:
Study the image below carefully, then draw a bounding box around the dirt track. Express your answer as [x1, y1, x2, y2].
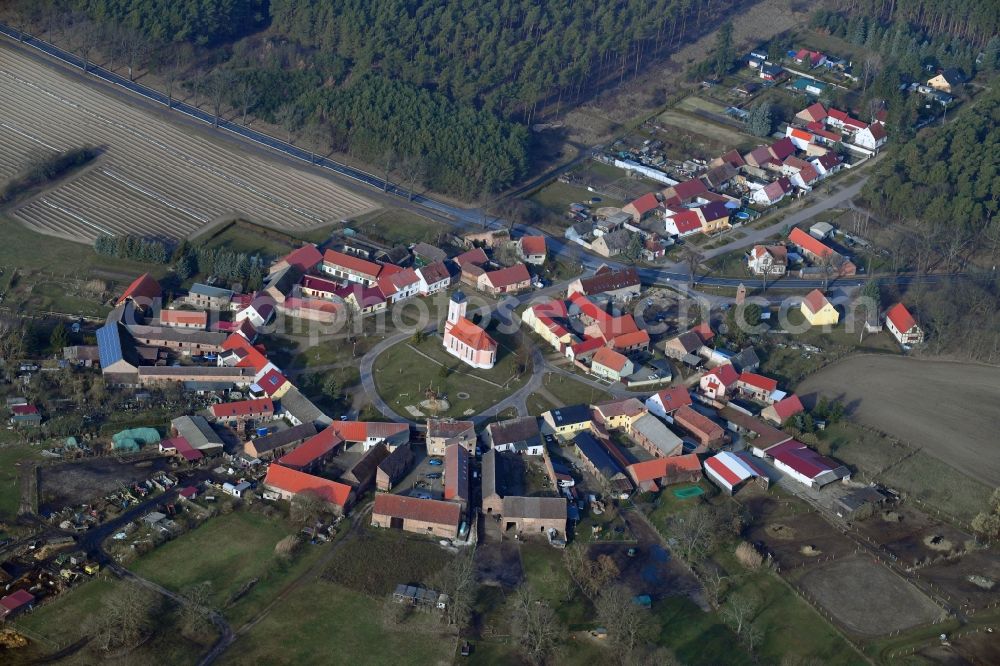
[0, 43, 376, 242]
[798, 356, 1000, 486]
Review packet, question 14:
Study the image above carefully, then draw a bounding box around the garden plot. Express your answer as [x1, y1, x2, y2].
[0, 44, 377, 243]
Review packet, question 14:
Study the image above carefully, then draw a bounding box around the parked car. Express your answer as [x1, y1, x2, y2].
[427, 458, 443, 466]
[425, 472, 442, 479]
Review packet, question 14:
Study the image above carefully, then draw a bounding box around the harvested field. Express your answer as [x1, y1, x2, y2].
[0, 44, 376, 243]
[38, 456, 174, 512]
[798, 356, 1000, 486]
[796, 555, 942, 636]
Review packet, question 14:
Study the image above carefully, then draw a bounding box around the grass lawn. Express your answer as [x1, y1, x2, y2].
[815, 421, 909, 477]
[323, 525, 454, 596]
[373, 333, 530, 419]
[14, 577, 212, 665]
[219, 579, 457, 666]
[645, 480, 719, 526]
[539, 373, 614, 407]
[880, 450, 993, 525]
[0, 441, 42, 521]
[353, 208, 449, 246]
[530, 181, 624, 215]
[198, 219, 299, 260]
[704, 249, 749, 278]
[525, 392, 559, 416]
[128, 510, 316, 626]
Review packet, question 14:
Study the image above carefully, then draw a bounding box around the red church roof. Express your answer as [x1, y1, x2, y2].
[448, 318, 497, 352]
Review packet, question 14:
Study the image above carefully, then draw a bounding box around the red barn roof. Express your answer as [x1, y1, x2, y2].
[117, 273, 161, 307]
[373, 493, 462, 527]
[739, 371, 778, 392]
[322, 249, 382, 278]
[210, 398, 273, 419]
[788, 227, 834, 259]
[279, 425, 344, 468]
[483, 264, 531, 290]
[627, 192, 661, 215]
[628, 454, 702, 486]
[281, 244, 323, 272]
[771, 395, 805, 422]
[263, 464, 353, 507]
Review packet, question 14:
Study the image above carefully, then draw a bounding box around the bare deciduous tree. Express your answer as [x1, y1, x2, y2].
[429, 548, 477, 628]
[86, 581, 158, 653]
[179, 581, 214, 636]
[721, 591, 758, 637]
[274, 103, 301, 144]
[204, 70, 234, 127]
[232, 76, 257, 126]
[509, 587, 559, 665]
[596, 584, 655, 654]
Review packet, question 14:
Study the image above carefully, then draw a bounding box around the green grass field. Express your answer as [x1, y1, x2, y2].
[529, 181, 624, 215]
[198, 220, 300, 259]
[353, 208, 449, 246]
[0, 442, 41, 521]
[539, 373, 614, 407]
[880, 451, 993, 525]
[373, 333, 530, 419]
[323, 526, 454, 596]
[15, 577, 211, 665]
[129, 511, 322, 626]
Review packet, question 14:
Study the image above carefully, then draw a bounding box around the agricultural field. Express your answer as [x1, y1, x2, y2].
[0, 44, 376, 244]
[797, 356, 1000, 487]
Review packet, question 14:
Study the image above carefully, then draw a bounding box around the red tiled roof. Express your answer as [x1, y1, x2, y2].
[447, 317, 497, 352]
[592, 346, 630, 373]
[210, 398, 274, 419]
[519, 236, 546, 255]
[627, 192, 661, 215]
[417, 261, 451, 285]
[570, 337, 606, 356]
[868, 123, 887, 140]
[717, 149, 745, 168]
[788, 227, 833, 259]
[264, 464, 353, 507]
[768, 137, 796, 161]
[223, 333, 271, 374]
[483, 264, 531, 289]
[452, 247, 488, 267]
[886, 303, 917, 333]
[628, 454, 702, 483]
[160, 436, 202, 462]
[704, 363, 739, 387]
[257, 368, 289, 396]
[653, 387, 692, 412]
[739, 371, 779, 393]
[281, 245, 323, 272]
[788, 128, 813, 143]
[674, 405, 725, 440]
[444, 443, 470, 501]
[301, 275, 342, 294]
[279, 425, 343, 468]
[672, 179, 708, 201]
[799, 102, 827, 123]
[611, 329, 650, 350]
[330, 421, 409, 443]
[671, 209, 703, 234]
[692, 322, 714, 344]
[373, 493, 462, 527]
[378, 267, 421, 297]
[801, 289, 831, 315]
[323, 249, 382, 278]
[771, 395, 805, 421]
[11, 404, 38, 415]
[744, 145, 774, 167]
[118, 273, 161, 306]
[160, 310, 208, 326]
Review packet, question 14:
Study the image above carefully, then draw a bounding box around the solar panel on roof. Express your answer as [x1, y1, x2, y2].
[97, 323, 124, 367]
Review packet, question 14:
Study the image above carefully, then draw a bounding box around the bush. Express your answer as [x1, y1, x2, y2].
[735, 542, 764, 570]
[0, 146, 98, 203]
[274, 534, 300, 562]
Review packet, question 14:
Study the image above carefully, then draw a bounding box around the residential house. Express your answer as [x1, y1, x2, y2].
[699, 163, 738, 190]
[483, 416, 542, 454]
[826, 108, 867, 134]
[573, 431, 631, 492]
[783, 156, 821, 190]
[794, 49, 826, 68]
[500, 497, 568, 538]
[10, 404, 41, 427]
[747, 245, 788, 276]
[810, 152, 843, 177]
[800, 289, 840, 326]
[695, 201, 732, 234]
[300, 275, 343, 301]
[322, 249, 383, 286]
[788, 227, 856, 275]
[375, 444, 413, 492]
[704, 451, 769, 494]
[642, 235, 669, 262]
[542, 404, 593, 438]
[566, 337, 605, 363]
[410, 242, 447, 265]
[627, 413, 683, 457]
[591, 229, 632, 258]
[263, 464, 354, 515]
[442, 291, 497, 369]
[478, 264, 532, 296]
[699, 364, 739, 400]
[245, 423, 317, 460]
[209, 398, 274, 425]
[426, 419, 476, 456]
[567, 266, 641, 302]
[795, 102, 828, 124]
[329, 420, 410, 451]
[737, 371, 779, 403]
[517, 236, 547, 265]
[768, 138, 796, 163]
[752, 177, 793, 206]
[590, 347, 634, 382]
[444, 443, 470, 505]
[278, 388, 330, 429]
[609, 328, 650, 354]
[645, 387, 692, 421]
[761, 395, 805, 426]
[673, 405, 725, 448]
[234, 297, 275, 329]
[757, 440, 850, 488]
[661, 179, 708, 206]
[730, 347, 761, 373]
[622, 193, 662, 223]
[627, 454, 702, 493]
[371, 494, 462, 539]
[377, 267, 422, 303]
[158, 309, 208, 330]
[521, 300, 578, 352]
[185, 283, 234, 311]
[926, 68, 965, 93]
[415, 261, 452, 295]
[792, 77, 827, 96]
[853, 123, 887, 150]
[713, 149, 746, 169]
[663, 209, 704, 238]
[592, 398, 647, 430]
[271, 244, 322, 275]
[759, 63, 784, 80]
[885, 303, 924, 345]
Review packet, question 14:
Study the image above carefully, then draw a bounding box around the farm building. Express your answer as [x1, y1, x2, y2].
[117, 273, 162, 310]
[500, 496, 568, 538]
[567, 266, 641, 302]
[483, 416, 542, 455]
[245, 423, 317, 460]
[158, 309, 209, 329]
[158, 436, 203, 462]
[426, 419, 476, 456]
[704, 451, 769, 494]
[186, 283, 234, 311]
[340, 445, 390, 494]
[371, 494, 462, 539]
[757, 440, 850, 488]
[329, 420, 409, 451]
[444, 444, 470, 505]
[9, 404, 41, 427]
[376, 444, 413, 492]
[0, 589, 36, 620]
[481, 449, 504, 515]
[672, 406, 725, 448]
[278, 425, 343, 471]
[592, 398, 647, 430]
[627, 413, 683, 457]
[210, 398, 274, 425]
[279, 387, 333, 429]
[262, 464, 355, 515]
[573, 431, 632, 494]
[170, 415, 224, 453]
[590, 347, 634, 382]
[627, 454, 702, 493]
[761, 395, 805, 426]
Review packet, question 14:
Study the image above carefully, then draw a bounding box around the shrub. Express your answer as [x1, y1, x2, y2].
[735, 542, 764, 570]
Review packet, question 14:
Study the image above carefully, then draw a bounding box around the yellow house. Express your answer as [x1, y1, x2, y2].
[926, 69, 964, 93]
[520, 303, 578, 352]
[800, 289, 840, 326]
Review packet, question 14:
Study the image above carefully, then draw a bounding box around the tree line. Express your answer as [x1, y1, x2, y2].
[94, 233, 169, 264]
[823, 0, 998, 48]
[1, 146, 97, 203]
